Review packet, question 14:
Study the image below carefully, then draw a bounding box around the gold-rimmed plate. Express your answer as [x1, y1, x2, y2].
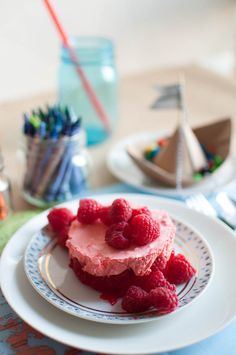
[24, 215, 214, 324]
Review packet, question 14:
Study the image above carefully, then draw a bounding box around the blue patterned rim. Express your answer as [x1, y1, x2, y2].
[24, 217, 214, 324]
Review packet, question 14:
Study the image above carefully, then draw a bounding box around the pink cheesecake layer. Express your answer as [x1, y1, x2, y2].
[66, 210, 175, 277]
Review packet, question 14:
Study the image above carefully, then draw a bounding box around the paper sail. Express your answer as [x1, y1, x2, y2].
[126, 118, 231, 187]
[151, 84, 182, 110]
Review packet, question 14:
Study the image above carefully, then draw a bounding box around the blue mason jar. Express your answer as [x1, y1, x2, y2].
[58, 37, 118, 145]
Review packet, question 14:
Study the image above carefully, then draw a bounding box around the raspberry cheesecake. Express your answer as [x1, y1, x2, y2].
[47, 198, 196, 315]
[67, 210, 175, 277]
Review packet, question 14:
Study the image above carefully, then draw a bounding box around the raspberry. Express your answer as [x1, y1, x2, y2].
[136, 270, 176, 292]
[148, 287, 178, 314]
[151, 254, 168, 272]
[165, 254, 196, 285]
[162, 250, 175, 276]
[109, 199, 132, 224]
[127, 214, 160, 246]
[121, 286, 150, 313]
[132, 206, 151, 218]
[47, 207, 74, 232]
[99, 206, 112, 226]
[105, 222, 130, 249]
[77, 199, 101, 224]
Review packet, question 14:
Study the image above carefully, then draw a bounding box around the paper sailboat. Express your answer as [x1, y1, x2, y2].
[127, 118, 231, 187]
[127, 80, 231, 188]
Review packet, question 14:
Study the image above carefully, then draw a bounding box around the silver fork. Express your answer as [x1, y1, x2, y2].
[186, 192, 236, 230]
[214, 191, 236, 229]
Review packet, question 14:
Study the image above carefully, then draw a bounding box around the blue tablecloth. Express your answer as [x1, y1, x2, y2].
[0, 183, 235, 355]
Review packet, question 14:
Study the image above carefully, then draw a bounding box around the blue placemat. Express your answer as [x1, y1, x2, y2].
[0, 183, 235, 354]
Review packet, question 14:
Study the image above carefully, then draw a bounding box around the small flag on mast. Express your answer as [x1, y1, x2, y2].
[151, 83, 183, 110]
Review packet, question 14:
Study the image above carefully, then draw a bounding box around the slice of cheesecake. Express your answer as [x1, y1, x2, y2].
[66, 210, 175, 278]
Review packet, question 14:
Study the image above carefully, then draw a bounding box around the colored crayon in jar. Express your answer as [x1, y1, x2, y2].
[22, 105, 90, 207]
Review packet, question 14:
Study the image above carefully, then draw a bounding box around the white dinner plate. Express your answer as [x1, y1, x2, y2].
[107, 132, 236, 197]
[1, 193, 236, 354]
[24, 214, 213, 324]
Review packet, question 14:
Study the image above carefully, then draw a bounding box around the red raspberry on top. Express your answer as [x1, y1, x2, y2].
[148, 287, 178, 314]
[99, 206, 112, 226]
[105, 222, 130, 250]
[109, 199, 132, 224]
[127, 214, 160, 246]
[47, 207, 74, 232]
[137, 270, 176, 292]
[132, 206, 151, 218]
[165, 254, 196, 285]
[77, 199, 101, 224]
[121, 286, 149, 313]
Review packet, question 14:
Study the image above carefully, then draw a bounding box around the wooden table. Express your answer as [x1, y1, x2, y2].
[1, 65, 236, 211]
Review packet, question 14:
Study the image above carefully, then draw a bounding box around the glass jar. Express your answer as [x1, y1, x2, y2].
[58, 37, 118, 145]
[22, 130, 90, 207]
[0, 153, 11, 221]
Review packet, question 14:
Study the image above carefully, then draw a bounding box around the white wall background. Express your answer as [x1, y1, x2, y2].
[0, 0, 235, 102]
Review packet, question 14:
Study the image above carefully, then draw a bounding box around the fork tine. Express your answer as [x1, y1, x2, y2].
[215, 192, 236, 217]
[197, 195, 217, 216]
[186, 196, 202, 213]
[186, 194, 217, 217]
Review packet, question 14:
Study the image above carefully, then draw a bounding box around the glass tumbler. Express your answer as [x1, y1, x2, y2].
[58, 37, 118, 145]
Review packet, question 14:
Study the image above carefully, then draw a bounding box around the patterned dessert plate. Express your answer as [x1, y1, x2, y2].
[24, 210, 214, 324]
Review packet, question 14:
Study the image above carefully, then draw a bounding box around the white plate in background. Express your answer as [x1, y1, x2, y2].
[107, 132, 235, 198]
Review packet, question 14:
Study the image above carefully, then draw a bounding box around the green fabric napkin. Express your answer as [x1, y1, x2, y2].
[0, 210, 44, 254]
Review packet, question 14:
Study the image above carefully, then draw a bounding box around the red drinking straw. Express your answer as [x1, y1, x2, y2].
[43, 0, 110, 131]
